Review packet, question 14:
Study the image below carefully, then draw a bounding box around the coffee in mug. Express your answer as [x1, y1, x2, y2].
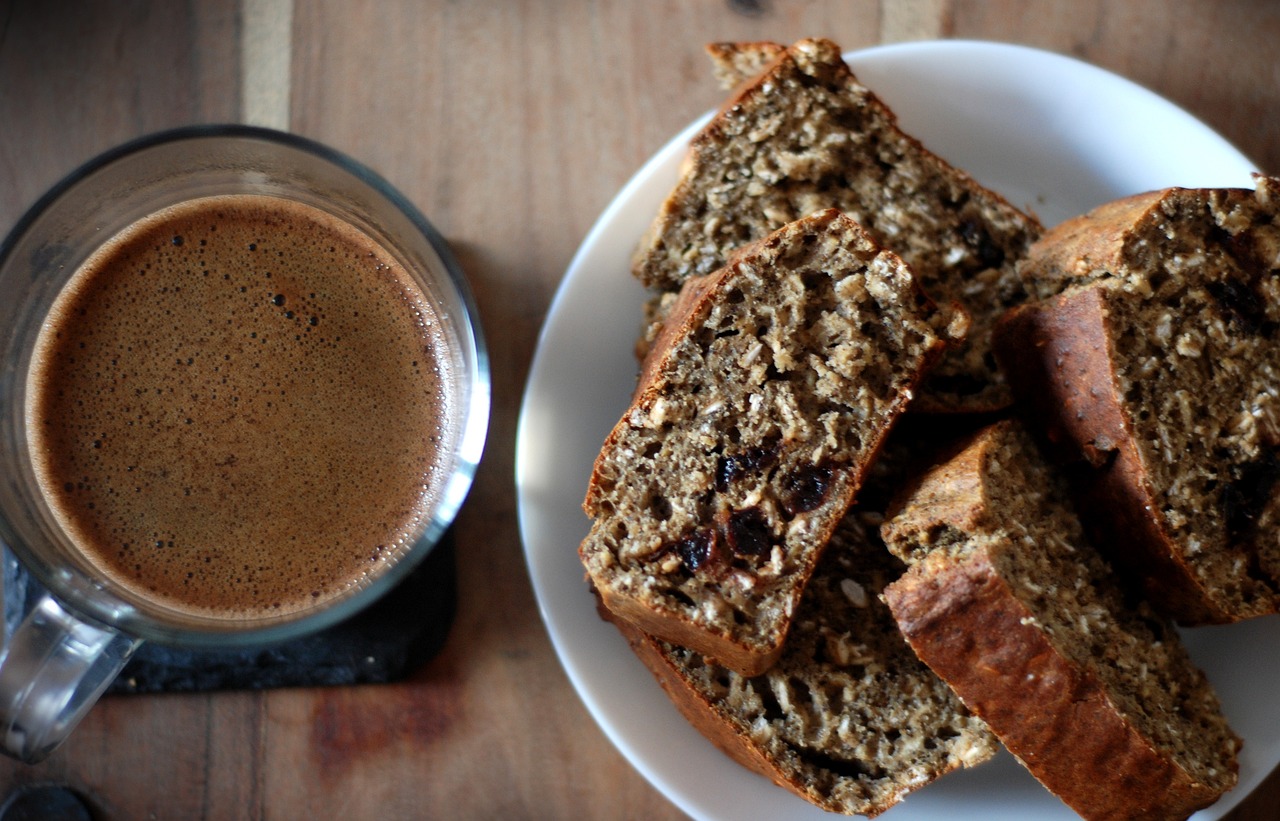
[0, 127, 488, 763]
[28, 194, 457, 620]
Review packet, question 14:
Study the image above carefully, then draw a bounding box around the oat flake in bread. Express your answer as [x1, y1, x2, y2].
[604, 502, 996, 817]
[633, 38, 1042, 412]
[995, 178, 1280, 624]
[881, 420, 1240, 821]
[581, 209, 949, 677]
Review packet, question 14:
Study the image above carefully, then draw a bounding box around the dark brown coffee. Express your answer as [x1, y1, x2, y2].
[26, 194, 454, 620]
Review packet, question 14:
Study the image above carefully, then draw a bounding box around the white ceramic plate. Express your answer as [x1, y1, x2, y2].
[516, 40, 1272, 820]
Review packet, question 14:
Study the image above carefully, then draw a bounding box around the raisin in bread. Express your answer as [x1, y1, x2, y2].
[581, 209, 948, 677]
[633, 38, 1042, 412]
[604, 503, 997, 817]
[994, 178, 1280, 623]
[881, 421, 1240, 821]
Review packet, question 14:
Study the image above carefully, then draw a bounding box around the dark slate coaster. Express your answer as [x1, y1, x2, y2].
[2, 534, 457, 694]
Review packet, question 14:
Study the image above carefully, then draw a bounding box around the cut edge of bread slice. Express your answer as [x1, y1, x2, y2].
[881, 420, 1241, 821]
[582, 208, 948, 676]
[632, 37, 1042, 414]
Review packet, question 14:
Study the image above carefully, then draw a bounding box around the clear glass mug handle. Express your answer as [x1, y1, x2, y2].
[0, 594, 141, 763]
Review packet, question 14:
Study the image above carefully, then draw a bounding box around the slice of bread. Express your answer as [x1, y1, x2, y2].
[605, 501, 997, 817]
[881, 421, 1240, 821]
[634, 38, 1042, 412]
[581, 209, 947, 676]
[995, 178, 1280, 623]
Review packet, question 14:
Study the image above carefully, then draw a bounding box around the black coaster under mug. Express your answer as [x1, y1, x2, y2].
[1, 534, 457, 694]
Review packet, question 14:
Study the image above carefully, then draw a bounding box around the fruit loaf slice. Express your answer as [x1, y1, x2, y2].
[633, 38, 1042, 412]
[881, 420, 1240, 821]
[604, 502, 997, 817]
[582, 208, 949, 676]
[994, 178, 1280, 623]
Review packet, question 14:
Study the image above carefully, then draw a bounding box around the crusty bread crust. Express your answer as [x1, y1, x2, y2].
[593, 580, 781, 675]
[1015, 190, 1169, 298]
[885, 550, 1230, 821]
[994, 290, 1237, 623]
[881, 422, 1240, 821]
[995, 181, 1280, 624]
[604, 605, 785, 778]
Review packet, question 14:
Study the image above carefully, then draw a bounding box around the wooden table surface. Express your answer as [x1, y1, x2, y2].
[1, 1, 1278, 818]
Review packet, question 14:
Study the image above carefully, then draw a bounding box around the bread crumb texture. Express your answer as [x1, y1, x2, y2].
[655, 507, 993, 814]
[883, 421, 1240, 821]
[611, 441, 996, 816]
[634, 38, 1042, 411]
[1010, 178, 1280, 621]
[582, 210, 942, 674]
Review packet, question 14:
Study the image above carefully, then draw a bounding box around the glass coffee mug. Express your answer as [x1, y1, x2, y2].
[0, 126, 489, 763]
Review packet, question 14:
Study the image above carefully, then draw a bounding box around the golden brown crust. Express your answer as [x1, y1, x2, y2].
[881, 422, 1239, 820]
[595, 581, 784, 676]
[1016, 190, 1167, 298]
[601, 604, 795, 786]
[884, 550, 1227, 821]
[993, 291, 1231, 623]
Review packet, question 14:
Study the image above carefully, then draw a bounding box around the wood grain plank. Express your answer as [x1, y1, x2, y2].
[240, 0, 294, 129]
[0, 1, 1276, 818]
[949, 0, 1280, 174]
[0, 0, 241, 226]
[0, 2, 244, 816]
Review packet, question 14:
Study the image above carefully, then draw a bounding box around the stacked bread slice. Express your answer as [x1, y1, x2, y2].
[881, 421, 1241, 821]
[604, 495, 997, 816]
[580, 37, 1018, 815]
[632, 38, 1042, 413]
[994, 179, 1280, 624]
[581, 208, 949, 677]
[579, 37, 1252, 820]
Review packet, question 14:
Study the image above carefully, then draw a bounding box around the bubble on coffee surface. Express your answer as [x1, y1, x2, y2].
[27, 195, 455, 621]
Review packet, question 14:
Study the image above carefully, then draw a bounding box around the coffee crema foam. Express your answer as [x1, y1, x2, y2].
[27, 194, 454, 621]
